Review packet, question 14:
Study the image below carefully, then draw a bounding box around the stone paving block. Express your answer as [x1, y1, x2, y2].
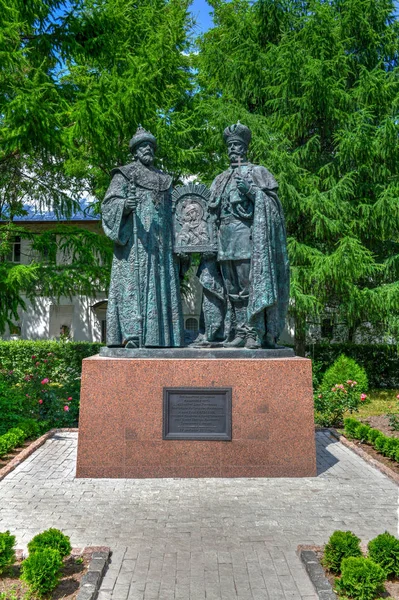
[0, 432, 397, 600]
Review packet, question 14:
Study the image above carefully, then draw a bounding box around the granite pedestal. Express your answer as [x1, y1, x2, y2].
[76, 351, 316, 478]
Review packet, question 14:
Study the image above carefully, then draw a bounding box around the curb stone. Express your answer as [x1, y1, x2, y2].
[328, 428, 399, 486]
[76, 548, 111, 600]
[300, 550, 337, 600]
[0, 428, 78, 482]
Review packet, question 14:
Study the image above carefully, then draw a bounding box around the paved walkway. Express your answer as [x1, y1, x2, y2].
[0, 431, 397, 600]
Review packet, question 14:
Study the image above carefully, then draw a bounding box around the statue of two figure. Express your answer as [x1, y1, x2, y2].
[102, 122, 290, 350]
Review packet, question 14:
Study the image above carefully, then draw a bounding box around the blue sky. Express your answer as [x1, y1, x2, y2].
[190, 0, 214, 33]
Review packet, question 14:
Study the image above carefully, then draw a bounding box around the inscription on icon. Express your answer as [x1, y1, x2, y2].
[163, 388, 232, 440]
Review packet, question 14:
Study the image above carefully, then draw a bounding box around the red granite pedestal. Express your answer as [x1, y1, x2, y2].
[76, 355, 316, 478]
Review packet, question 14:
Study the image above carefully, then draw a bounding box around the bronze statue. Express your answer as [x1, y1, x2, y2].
[102, 126, 184, 348]
[198, 122, 290, 349]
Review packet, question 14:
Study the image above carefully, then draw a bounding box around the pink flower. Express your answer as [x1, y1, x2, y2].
[353, 381, 357, 385]
[396, 395, 399, 400]
[318, 394, 322, 399]
[43, 359, 48, 363]
[67, 396, 72, 401]
[41, 378, 49, 385]
[31, 355, 36, 359]
[360, 393, 367, 401]
[63, 405, 69, 412]
[35, 362, 40, 366]
[25, 394, 30, 398]
[38, 399, 43, 404]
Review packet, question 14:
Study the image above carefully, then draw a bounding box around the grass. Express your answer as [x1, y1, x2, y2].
[351, 389, 399, 418]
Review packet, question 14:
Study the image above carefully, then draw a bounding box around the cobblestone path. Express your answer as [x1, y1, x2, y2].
[0, 431, 397, 599]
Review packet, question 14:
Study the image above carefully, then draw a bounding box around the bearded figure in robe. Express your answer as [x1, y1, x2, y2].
[102, 126, 184, 348]
[202, 122, 290, 349]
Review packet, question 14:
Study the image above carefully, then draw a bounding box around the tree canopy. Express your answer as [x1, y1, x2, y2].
[1, 0, 399, 351]
[195, 0, 399, 352]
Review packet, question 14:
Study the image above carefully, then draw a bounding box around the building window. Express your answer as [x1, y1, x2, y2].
[321, 317, 334, 339]
[6, 236, 21, 263]
[185, 317, 199, 332]
[101, 319, 107, 343]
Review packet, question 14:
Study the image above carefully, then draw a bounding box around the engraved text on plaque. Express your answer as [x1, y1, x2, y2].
[163, 388, 232, 440]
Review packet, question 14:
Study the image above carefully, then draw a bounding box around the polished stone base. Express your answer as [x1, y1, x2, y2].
[99, 346, 295, 359]
[76, 355, 316, 478]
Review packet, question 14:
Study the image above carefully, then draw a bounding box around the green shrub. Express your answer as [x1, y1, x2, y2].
[368, 428, 382, 444]
[321, 354, 368, 393]
[17, 419, 41, 439]
[323, 530, 362, 573]
[344, 418, 361, 438]
[6, 428, 26, 447]
[355, 424, 371, 441]
[21, 548, 63, 596]
[307, 342, 399, 389]
[382, 437, 399, 459]
[368, 532, 399, 577]
[335, 556, 386, 600]
[28, 528, 71, 559]
[375, 434, 389, 453]
[0, 531, 16, 574]
[315, 383, 362, 427]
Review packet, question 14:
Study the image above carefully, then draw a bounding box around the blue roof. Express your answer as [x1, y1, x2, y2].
[3, 200, 100, 222]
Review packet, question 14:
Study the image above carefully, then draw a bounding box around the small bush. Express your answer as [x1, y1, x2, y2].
[321, 354, 368, 393]
[28, 528, 71, 559]
[368, 532, 399, 577]
[368, 428, 382, 444]
[6, 428, 26, 447]
[0, 531, 16, 574]
[375, 434, 388, 453]
[355, 424, 371, 441]
[21, 548, 63, 596]
[383, 437, 399, 459]
[323, 530, 362, 573]
[344, 418, 360, 438]
[17, 419, 41, 439]
[335, 556, 386, 600]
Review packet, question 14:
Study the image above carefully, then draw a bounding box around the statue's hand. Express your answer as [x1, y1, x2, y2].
[124, 195, 138, 213]
[235, 176, 251, 195]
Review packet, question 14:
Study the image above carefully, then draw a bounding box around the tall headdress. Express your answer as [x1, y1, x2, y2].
[129, 125, 157, 152]
[223, 121, 251, 148]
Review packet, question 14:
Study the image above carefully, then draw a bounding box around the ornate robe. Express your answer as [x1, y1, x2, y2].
[102, 161, 184, 347]
[208, 163, 290, 341]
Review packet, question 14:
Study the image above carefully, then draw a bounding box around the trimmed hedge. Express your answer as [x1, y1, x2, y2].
[344, 418, 399, 462]
[307, 343, 399, 389]
[0, 340, 103, 375]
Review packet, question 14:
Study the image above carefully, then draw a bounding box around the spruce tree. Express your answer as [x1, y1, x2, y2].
[0, 0, 194, 333]
[195, 0, 399, 354]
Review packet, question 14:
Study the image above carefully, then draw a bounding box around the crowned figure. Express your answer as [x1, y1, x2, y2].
[201, 122, 290, 349]
[102, 126, 184, 348]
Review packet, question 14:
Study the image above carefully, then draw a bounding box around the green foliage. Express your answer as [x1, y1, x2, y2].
[321, 355, 368, 393]
[196, 0, 399, 354]
[0, 428, 26, 458]
[314, 382, 361, 427]
[368, 428, 382, 444]
[356, 424, 371, 441]
[344, 417, 361, 439]
[28, 528, 71, 559]
[368, 532, 399, 577]
[16, 419, 41, 439]
[21, 548, 63, 597]
[323, 530, 362, 573]
[0, 531, 16, 574]
[0, 341, 101, 430]
[375, 434, 388, 453]
[308, 344, 399, 389]
[335, 556, 386, 600]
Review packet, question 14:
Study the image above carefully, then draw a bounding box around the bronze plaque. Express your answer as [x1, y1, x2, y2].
[163, 388, 232, 440]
